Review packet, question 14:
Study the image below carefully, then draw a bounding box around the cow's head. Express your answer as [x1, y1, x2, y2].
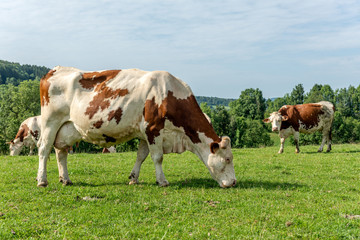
[7, 139, 23, 156]
[263, 112, 288, 132]
[207, 136, 236, 188]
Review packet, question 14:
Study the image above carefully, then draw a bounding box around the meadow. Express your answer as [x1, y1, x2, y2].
[1, 141, 360, 239]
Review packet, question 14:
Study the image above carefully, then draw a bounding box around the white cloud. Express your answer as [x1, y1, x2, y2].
[0, 0, 360, 98]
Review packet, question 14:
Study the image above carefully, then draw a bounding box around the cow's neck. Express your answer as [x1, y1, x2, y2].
[188, 135, 214, 167]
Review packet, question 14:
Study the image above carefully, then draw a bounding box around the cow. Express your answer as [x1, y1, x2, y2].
[102, 146, 116, 153]
[8, 116, 41, 156]
[263, 101, 334, 154]
[36, 66, 236, 188]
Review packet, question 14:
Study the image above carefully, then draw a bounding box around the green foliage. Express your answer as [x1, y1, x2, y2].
[229, 88, 266, 120]
[1, 146, 360, 238]
[0, 60, 49, 85]
[196, 96, 235, 108]
[0, 80, 41, 153]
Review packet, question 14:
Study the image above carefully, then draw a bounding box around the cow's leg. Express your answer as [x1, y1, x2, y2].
[148, 143, 168, 186]
[28, 144, 35, 156]
[326, 127, 332, 152]
[294, 131, 300, 153]
[129, 139, 149, 185]
[37, 127, 60, 187]
[318, 134, 327, 152]
[55, 147, 72, 185]
[278, 137, 285, 154]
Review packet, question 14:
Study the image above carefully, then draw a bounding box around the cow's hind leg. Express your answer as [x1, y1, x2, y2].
[129, 139, 149, 185]
[37, 128, 59, 187]
[326, 127, 332, 152]
[55, 148, 72, 185]
[293, 132, 300, 153]
[318, 134, 326, 152]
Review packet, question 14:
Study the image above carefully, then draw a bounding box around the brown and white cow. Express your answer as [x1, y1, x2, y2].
[102, 146, 116, 153]
[263, 101, 334, 153]
[9, 116, 41, 156]
[37, 66, 236, 188]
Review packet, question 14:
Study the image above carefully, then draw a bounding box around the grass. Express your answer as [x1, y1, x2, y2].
[1, 142, 360, 239]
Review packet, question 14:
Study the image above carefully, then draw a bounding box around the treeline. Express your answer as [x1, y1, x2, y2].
[201, 83, 360, 148]
[1, 60, 359, 154]
[0, 60, 49, 85]
[196, 96, 235, 108]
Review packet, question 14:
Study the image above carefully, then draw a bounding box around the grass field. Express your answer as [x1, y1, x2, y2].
[1, 142, 360, 239]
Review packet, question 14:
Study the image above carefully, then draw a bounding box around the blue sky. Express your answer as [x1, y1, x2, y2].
[1, 0, 360, 99]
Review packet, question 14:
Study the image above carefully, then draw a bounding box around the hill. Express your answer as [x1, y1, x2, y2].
[195, 96, 235, 107]
[0, 60, 49, 85]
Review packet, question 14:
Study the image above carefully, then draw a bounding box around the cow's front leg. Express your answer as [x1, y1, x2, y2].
[28, 144, 35, 156]
[293, 131, 300, 153]
[150, 151, 169, 187]
[278, 137, 285, 154]
[55, 148, 72, 185]
[129, 140, 149, 185]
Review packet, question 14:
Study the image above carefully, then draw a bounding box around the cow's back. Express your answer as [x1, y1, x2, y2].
[42, 67, 197, 146]
[279, 101, 334, 133]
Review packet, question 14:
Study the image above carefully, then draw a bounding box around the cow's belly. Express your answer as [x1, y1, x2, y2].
[299, 123, 323, 134]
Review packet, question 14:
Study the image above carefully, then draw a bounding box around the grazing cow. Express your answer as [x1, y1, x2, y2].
[102, 146, 116, 153]
[37, 66, 236, 188]
[9, 116, 41, 156]
[263, 101, 335, 153]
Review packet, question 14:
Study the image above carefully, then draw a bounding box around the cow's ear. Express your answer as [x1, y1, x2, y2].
[210, 142, 220, 154]
[282, 115, 289, 121]
[263, 118, 270, 123]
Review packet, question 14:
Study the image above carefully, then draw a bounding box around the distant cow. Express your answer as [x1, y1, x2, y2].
[36, 66, 236, 188]
[9, 116, 41, 156]
[102, 146, 116, 153]
[263, 101, 334, 153]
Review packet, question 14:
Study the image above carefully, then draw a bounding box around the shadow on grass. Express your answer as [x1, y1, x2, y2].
[70, 177, 306, 190]
[169, 178, 306, 190]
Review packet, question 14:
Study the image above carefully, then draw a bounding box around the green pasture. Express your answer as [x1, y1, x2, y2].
[1, 143, 360, 239]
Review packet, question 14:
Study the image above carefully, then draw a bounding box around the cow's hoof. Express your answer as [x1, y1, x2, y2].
[157, 180, 169, 187]
[326, 149, 331, 153]
[37, 181, 48, 187]
[59, 178, 73, 186]
[129, 179, 138, 185]
[278, 151, 283, 154]
[318, 149, 323, 152]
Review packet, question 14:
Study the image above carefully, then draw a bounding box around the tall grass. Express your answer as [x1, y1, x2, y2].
[1, 143, 360, 239]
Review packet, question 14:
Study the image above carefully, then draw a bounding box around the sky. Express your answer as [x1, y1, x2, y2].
[1, 0, 360, 99]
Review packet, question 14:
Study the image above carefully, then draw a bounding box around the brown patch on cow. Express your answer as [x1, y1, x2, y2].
[79, 70, 121, 89]
[108, 107, 123, 124]
[40, 69, 56, 106]
[103, 134, 116, 143]
[279, 104, 324, 131]
[15, 124, 30, 142]
[93, 119, 104, 129]
[80, 70, 129, 121]
[102, 148, 110, 153]
[30, 130, 39, 140]
[143, 91, 221, 144]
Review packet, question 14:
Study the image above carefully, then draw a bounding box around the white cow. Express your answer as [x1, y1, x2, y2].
[9, 116, 41, 156]
[37, 67, 237, 188]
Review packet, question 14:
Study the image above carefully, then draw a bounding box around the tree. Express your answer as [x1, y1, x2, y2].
[290, 84, 304, 105]
[229, 88, 266, 120]
[304, 84, 323, 103]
